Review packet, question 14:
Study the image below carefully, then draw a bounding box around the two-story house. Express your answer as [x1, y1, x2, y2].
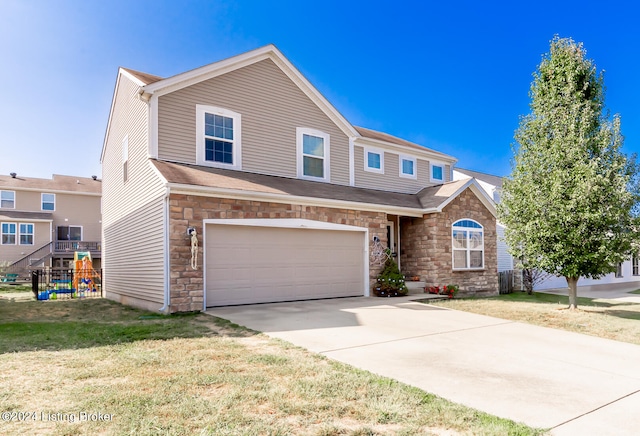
[101, 45, 498, 313]
[0, 173, 102, 273]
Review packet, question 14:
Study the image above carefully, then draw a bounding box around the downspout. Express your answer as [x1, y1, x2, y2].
[348, 137, 355, 186]
[158, 186, 171, 313]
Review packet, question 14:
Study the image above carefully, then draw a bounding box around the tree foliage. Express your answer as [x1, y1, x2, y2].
[498, 36, 640, 308]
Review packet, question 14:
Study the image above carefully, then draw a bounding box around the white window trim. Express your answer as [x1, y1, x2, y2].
[399, 155, 417, 179]
[451, 219, 485, 270]
[364, 146, 384, 174]
[1, 222, 16, 245]
[297, 127, 330, 182]
[0, 190, 15, 209]
[41, 193, 56, 211]
[196, 104, 242, 170]
[430, 161, 445, 183]
[19, 222, 34, 246]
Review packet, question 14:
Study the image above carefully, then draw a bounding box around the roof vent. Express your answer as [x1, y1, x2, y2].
[91, 175, 98, 180]
[10, 172, 16, 178]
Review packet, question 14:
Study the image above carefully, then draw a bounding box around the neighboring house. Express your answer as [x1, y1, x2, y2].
[0, 173, 102, 272]
[453, 167, 640, 291]
[101, 44, 498, 313]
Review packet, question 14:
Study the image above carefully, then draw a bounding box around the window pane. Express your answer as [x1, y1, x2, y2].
[2, 234, 15, 244]
[452, 230, 467, 249]
[205, 113, 233, 140]
[1, 191, 14, 208]
[303, 134, 324, 157]
[69, 227, 82, 241]
[20, 234, 33, 245]
[469, 231, 483, 249]
[432, 165, 443, 180]
[470, 251, 483, 268]
[206, 139, 233, 164]
[367, 152, 381, 169]
[303, 156, 324, 178]
[453, 251, 467, 268]
[402, 159, 414, 175]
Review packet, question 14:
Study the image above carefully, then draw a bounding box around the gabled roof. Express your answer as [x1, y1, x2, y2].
[140, 44, 359, 139]
[416, 178, 495, 215]
[0, 174, 101, 194]
[150, 160, 496, 217]
[120, 67, 162, 86]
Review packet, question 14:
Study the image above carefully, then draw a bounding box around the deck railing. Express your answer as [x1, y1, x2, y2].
[54, 241, 101, 253]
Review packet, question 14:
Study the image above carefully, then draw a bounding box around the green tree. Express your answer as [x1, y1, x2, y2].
[499, 36, 640, 309]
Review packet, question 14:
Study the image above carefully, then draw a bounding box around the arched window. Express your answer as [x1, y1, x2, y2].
[452, 219, 484, 269]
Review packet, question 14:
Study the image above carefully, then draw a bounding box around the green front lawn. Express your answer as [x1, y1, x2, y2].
[425, 291, 640, 345]
[0, 298, 543, 435]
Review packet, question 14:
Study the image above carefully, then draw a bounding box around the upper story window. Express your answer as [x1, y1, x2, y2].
[297, 127, 330, 181]
[19, 223, 33, 245]
[452, 219, 484, 270]
[1, 223, 16, 245]
[364, 147, 384, 174]
[196, 105, 242, 170]
[42, 193, 55, 211]
[1, 191, 15, 209]
[399, 155, 417, 179]
[430, 162, 444, 183]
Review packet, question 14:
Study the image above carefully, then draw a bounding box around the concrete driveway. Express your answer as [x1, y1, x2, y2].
[207, 296, 640, 435]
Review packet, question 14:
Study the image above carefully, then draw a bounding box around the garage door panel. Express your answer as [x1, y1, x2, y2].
[206, 224, 365, 307]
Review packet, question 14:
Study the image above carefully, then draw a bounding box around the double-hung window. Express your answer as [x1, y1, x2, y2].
[364, 147, 384, 174]
[1, 191, 15, 209]
[1, 223, 16, 245]
[430, 162, 444, 183]
[633, 256, 639, 276]
[452, 219, 484, 269]
[42, 193, 55, 211]
[19, 223, 33, 245]
[196, 105, 242, 170]
[297, 128, 330, 181]
[400, 155, 417, 179]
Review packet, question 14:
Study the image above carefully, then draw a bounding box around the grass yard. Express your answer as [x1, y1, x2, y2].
[0, 297, 543, 436]
[424, 291, 640, 346]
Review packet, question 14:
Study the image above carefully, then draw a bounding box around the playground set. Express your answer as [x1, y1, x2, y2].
[36, 252, 102, 300]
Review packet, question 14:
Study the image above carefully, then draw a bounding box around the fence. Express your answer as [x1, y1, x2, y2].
[499, 270, 514, 294]
[31, 268, 103, 300]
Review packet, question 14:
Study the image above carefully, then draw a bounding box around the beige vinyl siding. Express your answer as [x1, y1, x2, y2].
[53, 193, 101, 242]
[0, 221, 51, 264]
[354, 146, 437, 194]
[102, 72, 167, 307]
[103, 196, 165, 305]
[157, 59, 350, 185]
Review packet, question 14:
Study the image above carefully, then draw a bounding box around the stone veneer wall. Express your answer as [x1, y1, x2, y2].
[400, 188, 498, 296]
[168, 193, 388, 312]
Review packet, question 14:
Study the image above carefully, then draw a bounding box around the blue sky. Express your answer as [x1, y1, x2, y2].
[1, 0, 639, 180]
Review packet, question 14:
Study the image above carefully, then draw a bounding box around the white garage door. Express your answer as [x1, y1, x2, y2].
[205, 221, 366, 307]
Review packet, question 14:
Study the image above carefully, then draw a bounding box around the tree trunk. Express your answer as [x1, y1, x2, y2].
[566, 276, 579, 310]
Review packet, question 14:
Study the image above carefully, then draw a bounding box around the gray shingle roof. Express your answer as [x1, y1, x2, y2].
[0, 174, 101, 194]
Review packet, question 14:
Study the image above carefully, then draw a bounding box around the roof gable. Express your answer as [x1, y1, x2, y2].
[141, 45, 359, 139]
